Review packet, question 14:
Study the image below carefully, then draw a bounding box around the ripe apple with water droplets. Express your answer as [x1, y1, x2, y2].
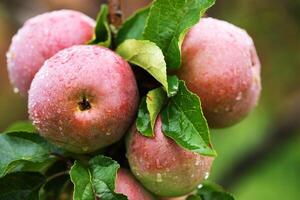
[28, 45, 139, 153]
[126, 115, 213, 197]
[177, 17, 261, 128]
[7, 10, 95, 96]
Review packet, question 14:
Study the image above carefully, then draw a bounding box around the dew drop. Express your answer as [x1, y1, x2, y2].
[172, 157, 176, 162]
[235, 92, 243, 101]
[6, 52, 12, 60]
[198, 184, 203, 189]
[204, 172, 210, 180]
[156, 173, 163, 182]
[195, 157, 201, 166]
[13, 87, 19, 94]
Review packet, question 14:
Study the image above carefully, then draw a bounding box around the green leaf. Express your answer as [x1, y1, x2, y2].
[116, 7, 150, 46]
[117, 39, 179, 97]
[70, 155, 127, 200]
[0, 132, 54, 177]
[88, 4, 111, 47]
[161, 81, 216, 156]
[70, 161, 93, 200]
[143, 0, 215, 69]
[116, 39, 172, 94]
[136, 88, 168, 137]
[147, 88, 167, 132]
[188, 182, 235, 200]
[136, 96, 152, 137]
[5, 121, 36, 133]
[0, 172, 46, 200]
[167, 75, 180, 97]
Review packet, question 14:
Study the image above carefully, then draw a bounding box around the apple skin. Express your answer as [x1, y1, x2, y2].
[177, 17, 261, 128]
[28, 45, 139, 153]
[116, 169, 155, 200]
[159, 196, 188, 200]
[7, 10, 95, 96]
[126, 116, 213, 197]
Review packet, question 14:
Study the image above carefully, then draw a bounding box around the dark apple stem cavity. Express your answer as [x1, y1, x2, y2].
[78, 95, 92, 111]
[108, 0, 123, 29]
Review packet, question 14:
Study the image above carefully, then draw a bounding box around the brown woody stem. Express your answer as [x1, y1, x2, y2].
[108, 0, 123, 28]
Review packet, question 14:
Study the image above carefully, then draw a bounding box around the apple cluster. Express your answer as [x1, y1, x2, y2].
[6, 9, 260, 200]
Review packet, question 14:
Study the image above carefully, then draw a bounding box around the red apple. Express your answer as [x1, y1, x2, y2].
[126, 116, 213, 197]
[178, 17, 261, 128]
[7, 10, 95, 96]
[28, 45, 139, 153]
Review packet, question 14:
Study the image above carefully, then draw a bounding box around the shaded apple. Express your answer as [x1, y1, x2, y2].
[116, 169, 154, 200]
[177, 17, 261, 128]
[126, 116, 213, 197]
[7, 10, 95, 96]
[28, 45, 139, 153]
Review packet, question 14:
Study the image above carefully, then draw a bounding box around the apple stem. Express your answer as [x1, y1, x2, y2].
[108, 0, 123, 29]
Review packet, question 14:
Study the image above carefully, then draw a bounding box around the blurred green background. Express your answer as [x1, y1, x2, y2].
[0, 0, 299, 199]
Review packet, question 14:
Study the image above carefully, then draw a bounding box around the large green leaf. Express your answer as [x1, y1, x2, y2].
[161, 81, 216, 156]
[0, 172, 46, 200]
[88, 4, 111, 47]
[143, 0, 215, 69]
[116, 7, 150, 46]
[0, 132, 54, 177]
[187, 182, 235, 200]
[70, 155, 127, 200]
[116, 39, 170, 93]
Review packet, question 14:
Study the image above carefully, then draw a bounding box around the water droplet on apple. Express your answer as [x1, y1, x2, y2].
[13, 87, 19, 94]
[156, 173, 163, 182]
[195, 157, 201, 166]
[204, 172, 210, 179]
[198, 184, 203, 189]
[235, 92, 243, 101]
[6, 51, 13, 60]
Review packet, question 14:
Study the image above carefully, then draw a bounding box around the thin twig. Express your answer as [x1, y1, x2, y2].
[108, 0, 123, 28]
[46, 171, 69, 182]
